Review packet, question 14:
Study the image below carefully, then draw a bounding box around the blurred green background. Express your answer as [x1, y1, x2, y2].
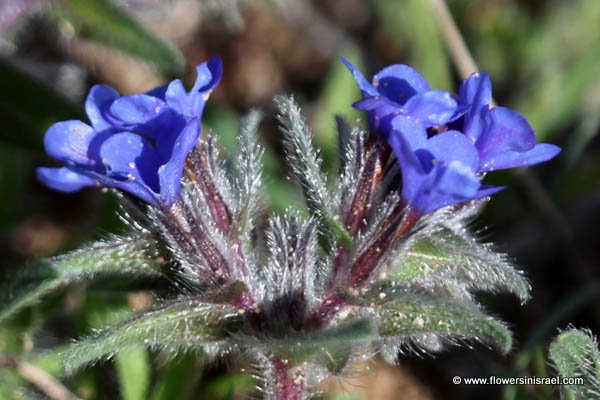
[0, 0, 599, 399]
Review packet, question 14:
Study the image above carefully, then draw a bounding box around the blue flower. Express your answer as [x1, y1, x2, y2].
[456, 72, 561, 172]
[340, 58, 457, 135]
[37, 57, 223, 207]
[388, 117, 503, 215]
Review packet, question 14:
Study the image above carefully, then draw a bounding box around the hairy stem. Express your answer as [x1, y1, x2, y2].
[348, 207, 420, 287]
[270, 357, 305, 400]
[186, 146, 232, 232]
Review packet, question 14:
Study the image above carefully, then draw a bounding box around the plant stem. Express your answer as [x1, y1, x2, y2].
[0, 353, 80, 400]
[427, 0, 478, 78]
[270, 357, 305, 400]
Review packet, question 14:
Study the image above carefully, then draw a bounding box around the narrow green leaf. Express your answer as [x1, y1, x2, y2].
[276, 95, 352, 251]
[231, 110, 264, 239]
[389, 228, 530, 303]
[62, 300, 241, 374]
[55, 0, 183, 73]
[375, 295, 512, 354]
[115, 346, 150, 400]
[151, 355, 200, 400]
[0, 234, 164, 323]
[549, 329, 600, 399]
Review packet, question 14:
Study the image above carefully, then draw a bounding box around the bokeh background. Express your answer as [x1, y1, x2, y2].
[0, 0, 599, 399]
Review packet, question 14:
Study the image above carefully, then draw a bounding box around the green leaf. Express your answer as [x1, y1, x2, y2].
[62, 300, 241, 374]
[276, 95, 352, 252]
[0, 234, 165, 323]
[231, 110, 265, 239]
[389, 228, 531, 303]
[55, 0, 183, 73]
[549, 329, 600, 399]
[115, 346, 151, 400]
[374, 294, 512, 354]
[151, 355, 200, 400]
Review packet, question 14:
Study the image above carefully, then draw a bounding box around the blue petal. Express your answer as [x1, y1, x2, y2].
[372, 64, 430, 104]
[388, 119, 428, 203]
[416, 160, 481, 214]
[165, 57, 222, 119]
[146, 84, 168, 101]
[99, 132, 160, 191]
[108, 94, 169, 126]
[97, 132, 160, 203]
[165, 79, 187, 114]
[475, 184, 506, 198]
[158, 118, 201, 206]
[459, 72, 492, 109]
[403, 90, 458, 127]
[191, 56, 223, 93]
[85, 84, 120, 131]
[36, 167, 97, 193]
[389, 122, 484, 215]
[353, 96, 402, 134]
[390, 115, 428, 148]
[480, 143, 561, 172]
[340, 57, 379, 97]
[476, 106, 537, 168]
[426, 130, 479, 171]
[460, 72, 492, 141]
[44, 120, 97, 167]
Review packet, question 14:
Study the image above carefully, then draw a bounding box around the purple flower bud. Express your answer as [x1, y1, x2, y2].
[37, 57, 223, 208]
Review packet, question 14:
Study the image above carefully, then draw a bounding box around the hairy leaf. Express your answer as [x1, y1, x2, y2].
[262, 214, 321, 308]
[231, 110, 264, 241]
[549, 329, 600, 399]
[374, 294, 512, 354]
[276, 95, 351, 251]
[63, 300, 241, 374]
[388, 228, 530, 303]
[0, 234, 164, 322]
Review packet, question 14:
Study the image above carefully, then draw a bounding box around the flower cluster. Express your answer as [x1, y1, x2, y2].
[29, 57, 564, 400]
[342, 59, 561, 215]
[37, 57, 222, 208]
